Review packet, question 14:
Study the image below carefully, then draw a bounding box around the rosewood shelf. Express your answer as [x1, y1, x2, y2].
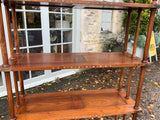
[15, 89, 141, 120]
[10, 52, 143, 71]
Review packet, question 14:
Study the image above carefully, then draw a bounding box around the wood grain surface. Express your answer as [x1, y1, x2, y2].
[10, 52, 143, 71]
[15, 89, 141, 120]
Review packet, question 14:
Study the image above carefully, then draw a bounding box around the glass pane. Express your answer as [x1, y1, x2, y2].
[49, 13, 61, 28]
[10, 12, 24, 29]
[63, 30, 72, 43]
[62, 8, 72, 13]
[29, 47, 43, 53]
[49, 7, 60, 12]
[26, 5, 40, 10]
[63, 44, 72, 53]
[50, 30, 61, 44]
[51, 45, 61, 53]
[26, 12, 41, 28]
[16, 5, 23, 9]
[20, 49, 27, 53]
[23, 71, 29, 80]
[0, 72, 3, 86]
[62, 14, 72, 28]
[19, 31, 26, 47]
[12, 31, 27, 48]
[31, 70, 44, 78]
[28, 31, 42, 46]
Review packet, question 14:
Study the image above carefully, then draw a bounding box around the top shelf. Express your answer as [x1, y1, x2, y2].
[4, 0, 160, 9]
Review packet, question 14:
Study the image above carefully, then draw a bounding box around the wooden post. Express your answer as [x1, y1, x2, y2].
[115, 115, 118, 120]
[134, 66, 146, 109]
[123, 8, 132, 53]
[143, 8, 157, 63]
[118, 67, 124, 91]
[132, 112, 137, 120]
[132, 8, 142, 58]
[134, 7, 157, 110]
[11, 3, 20, 54]
[0, 3, 16, 120]
[126, 67, 133, 99]
[123, 114, 126, 120]
[11, 4, 25, 96]
[18, 71, 25, 96]
[5, 3, 20, 107]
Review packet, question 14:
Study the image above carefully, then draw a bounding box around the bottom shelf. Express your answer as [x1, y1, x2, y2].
[15, 89, 141, 120]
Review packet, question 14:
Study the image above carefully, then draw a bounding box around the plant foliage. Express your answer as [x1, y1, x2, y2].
[123, 0, 152, 35]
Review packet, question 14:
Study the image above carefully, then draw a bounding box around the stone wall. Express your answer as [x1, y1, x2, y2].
[80, 0, 125, 52]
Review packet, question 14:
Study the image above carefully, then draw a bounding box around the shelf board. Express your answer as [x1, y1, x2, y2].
[4, 0, 160, 9]
[15, 89, 141, 120]
[10, 52, 143, 71]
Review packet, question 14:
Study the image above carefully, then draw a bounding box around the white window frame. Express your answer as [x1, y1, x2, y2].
[0, 3, 81, 97]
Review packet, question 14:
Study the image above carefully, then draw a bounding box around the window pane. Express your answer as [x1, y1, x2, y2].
[26, 12, 41, 28]
[49, 7, 60, 12]
[23, 71, 29, 80]
[10, 12, 24, 29]
[62, 8, 72, 13]
[17, 12, 24, 29]
[26, 6, 40, 10]
[19, 31, 26, 47]
[49, 13, 61, 28]
[29, 47, 43, 53]
[0, 72, 3, 86]
[63, 30, 72, 43]
[20, 49, 27, 53]
[12, 31, 27, 48]
[62, 14, 72, 28]
[50, 30, 61, 44]
[31, 70, 44, 78]
[63, 44, 72, 53]
[28, 31, 42, 46]
[51, 45, 61, 53]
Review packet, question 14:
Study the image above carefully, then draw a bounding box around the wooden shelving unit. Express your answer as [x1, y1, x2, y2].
[0, 0, 159, 120]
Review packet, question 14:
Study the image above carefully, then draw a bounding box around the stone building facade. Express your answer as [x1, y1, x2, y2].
[80, 0, 125, 52]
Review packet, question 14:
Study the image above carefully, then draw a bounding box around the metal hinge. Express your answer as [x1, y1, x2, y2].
[0, 66, 11, 72]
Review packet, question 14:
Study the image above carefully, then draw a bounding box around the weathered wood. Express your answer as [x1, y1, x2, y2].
[132, 8, 142, 58]
[0, 3, 16, 120]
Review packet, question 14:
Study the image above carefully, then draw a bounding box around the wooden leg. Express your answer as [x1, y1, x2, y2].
[132, 113, 137, 120]
[126, 67, 133, 99]
[123, 114, 126, 120]
[115, 115, 118, 120]
[13, 72, 20, 107]
[5, 72, 16, 120]
[134, 66, 146, 109]
[118, 67, 125, 91]
[18, 71, 25, 96]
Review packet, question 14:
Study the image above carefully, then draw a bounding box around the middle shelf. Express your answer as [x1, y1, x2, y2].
[10, 52, 143, 71]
